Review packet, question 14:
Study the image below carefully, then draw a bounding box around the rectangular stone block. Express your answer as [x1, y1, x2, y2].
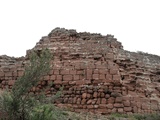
[0, 72, 4, 77]
[76, 80, 85, 85]
[114, 103, 124, 108]
[123, 101, 130, 107]
[56, 75, 62, 80]
[5, 72, 12, 77]
[99, 69, 108, 74]
[50, 75, 56, 80]
[92, 74, 99, 80]
[115, 97, 123, 103]
[63, 75, 73, 81]
[53, 70, 59, 75]
[113, 75, 121, 81]
[76, 70, 84, 75]
[73, 75, 79, 80]
[124, 107, 132, 112]
[69, 70, 76, 75]
[106, 104, 113, 109]
[99, 74, 105, 79]
[86, 69, 92, 74]
[60, 69, 69, 75]
[110, 69, 118, 75]
[105, 75, 112, 80]
[54, 80, 62, 84]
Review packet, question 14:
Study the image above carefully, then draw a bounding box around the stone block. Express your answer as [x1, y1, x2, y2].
[60, 69, 69, 75]
[123, 101, 130, 107]
[5, 72, 12, 77]
[99, 74, 105, 79]
[73, 75, 79, 80]
[63, 75, 73, 81]
[115, 97, 123, 103]
[54, 70, 59, 75]
[50, 75, 56, 80]
[105, 75, 112, 80]
[69, 70, 76, 75]
[92, 74, 99, 80]
[0, 72, 4, 77]
[113, 75, 121, 81]
[101, 98, 107, 104]
[110, 69, 118, 75]
[124, 107, 132, 112]
[117, 108, 124, 114]
[56, 75, 62, 80]
[106, 104, 113, 109]
[114, 103, 124, 108]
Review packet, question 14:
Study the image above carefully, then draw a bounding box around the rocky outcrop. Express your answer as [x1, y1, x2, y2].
[0, 27, 160, 114]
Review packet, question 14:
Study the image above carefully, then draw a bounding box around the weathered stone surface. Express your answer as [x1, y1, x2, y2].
[1, 28, 160, 114]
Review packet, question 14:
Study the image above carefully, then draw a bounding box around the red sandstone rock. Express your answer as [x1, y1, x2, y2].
[118, 108, 124, 113]
[1, 27, 160, 115]
[114, 103, 124, 108]
[82, 93, 87, 99]
[115, 97, 123, 103]
[123, 101, 130, 107]
[124, 107, 132, 112]
[63, 75, 73, 81]
[106, 104, 113, 109]
[101, 98, 107, 104]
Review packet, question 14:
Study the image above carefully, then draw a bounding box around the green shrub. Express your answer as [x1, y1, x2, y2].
[0, 49, 56, 120]
[29, 104, 53, 120]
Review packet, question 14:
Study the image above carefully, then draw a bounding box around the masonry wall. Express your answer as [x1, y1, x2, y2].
[0, 28, 160, 114]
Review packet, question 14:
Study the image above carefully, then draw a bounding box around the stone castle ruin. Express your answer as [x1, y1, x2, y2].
[1, 27, 160, 114]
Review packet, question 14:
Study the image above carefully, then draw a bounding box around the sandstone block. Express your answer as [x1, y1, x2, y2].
[87, 105, 93, 109]
[106, 104, 113, 109]
[92, 74, 99, 80]
[99, 74, 105, 79]
[93, 92, 98, 98]
[81, 99, 87, 104]
[73, 75, 79, 80]
[0, 72, 4, 77]
[99, 69, 108, 74]
[54, 70, 59, 75]
[87, 99, 92, 104]
[61, 69, 69, 75]
[110, 69, 118, 75]
[105, 75, 112, 80]
[5, 72, 12, 77]
[50, 75, 56, 80]
[114, 103, 124, 108]
[56, 75, 62, 80]
[123, 101, 130, 107]
[101, 98, 107, 104]
[113, 75, 121, 81]
[124, 107, 132, 112]
[115, 97, 123, 103]
[69, 70, 76, 75]
[63, 75, 72, 81]
[118, 108, 124, 114]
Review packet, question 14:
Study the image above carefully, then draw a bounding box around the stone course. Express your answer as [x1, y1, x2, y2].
[0, 27, 160, 114]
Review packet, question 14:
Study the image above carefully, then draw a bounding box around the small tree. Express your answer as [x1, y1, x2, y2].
[0, 48, 53, 120]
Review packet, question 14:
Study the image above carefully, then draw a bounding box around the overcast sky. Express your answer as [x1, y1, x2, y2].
[0, 0, 160, 57]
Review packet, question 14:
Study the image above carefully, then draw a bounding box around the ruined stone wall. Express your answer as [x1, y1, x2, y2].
[0, 28, 160, 114]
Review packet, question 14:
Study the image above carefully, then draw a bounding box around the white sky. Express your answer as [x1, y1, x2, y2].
[0, 0, 160, 57]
